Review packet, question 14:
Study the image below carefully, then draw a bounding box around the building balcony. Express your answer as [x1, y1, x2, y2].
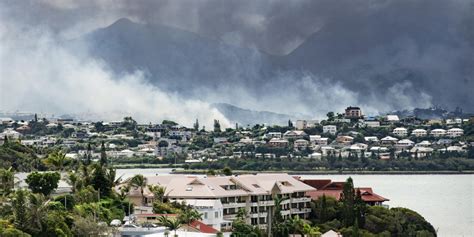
[222, 202, 247, 208]
[291, 197, 311, 203]
[223, 214, 238, 220]
[290, 208, 312, 214]
[249, 212, 268, 218]
[250, 200, 274, 206]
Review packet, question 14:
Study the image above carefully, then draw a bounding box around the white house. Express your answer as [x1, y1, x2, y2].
[295, 120, 319, 130]
[323, 125, 337, 135]
[309, 135, 329, 146]
[446, 128, 463, 138]
[0, 128, 21, 139]
[397, 139, 415, 149]
[386, 115, 400, 122]
[364, 121, 381, 128]
[294, 139, 310, 150]
[283, 130, 307, 139]
[416, 141, 432, 147]
[381, 136, 398, 145]
[265, 132, 282, 139]
[430, 129, 446, 137]
[393, 127, 408, 137]
[411, 129, 427, 137]
[183, 199, 224, 231]
[364, 136, 379, 143]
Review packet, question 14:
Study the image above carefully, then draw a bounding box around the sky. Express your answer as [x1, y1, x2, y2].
[0, 0, 472, 126]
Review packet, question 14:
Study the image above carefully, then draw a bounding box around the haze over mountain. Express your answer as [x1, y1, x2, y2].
[1, 0, 473, 126]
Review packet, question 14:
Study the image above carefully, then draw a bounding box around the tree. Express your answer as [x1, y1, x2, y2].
[129, 174, 147, 205]
[158, 215, 182, 237]
[100, 141, 107, 166]
[354, 189, 367, 228]
[193, 119, 199, 131]
[64, 171, 79, 193]
[326, 112, 335, 121]
[222, 166, 233, 176]
[43, 150, 68, 171]
[179, 208, 202, 237]
[288, 120, 294, 128]
[341, 177, 356, 227]
[91, 164, 112, 197]
[0, 168, 16, 196]
[25, 172, 60, 196]
[11, 189, 29, 232]
[148, 184, 167, 203]
[214, 119, 221, 133]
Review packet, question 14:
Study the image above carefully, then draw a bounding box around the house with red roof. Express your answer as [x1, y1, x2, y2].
[302, 179, 389, 206]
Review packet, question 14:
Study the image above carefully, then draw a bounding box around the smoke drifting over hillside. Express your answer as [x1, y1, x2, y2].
[0, 21, 229, 127]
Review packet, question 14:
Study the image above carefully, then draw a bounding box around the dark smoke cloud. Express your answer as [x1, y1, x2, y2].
[1, 0, 473, 119]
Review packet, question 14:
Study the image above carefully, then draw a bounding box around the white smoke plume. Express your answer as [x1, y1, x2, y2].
[0, 25, 230, 128]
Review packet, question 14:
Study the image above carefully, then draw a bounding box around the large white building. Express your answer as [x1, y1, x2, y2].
[393, 127, 408, 137]
[122, 174, 315, 231]
[295, 120, 319, 130]
[430, 129, 446, 137]
[323, 125, 337, 135]
[446, 128, 463, 138]
[411, 129, 427, 137]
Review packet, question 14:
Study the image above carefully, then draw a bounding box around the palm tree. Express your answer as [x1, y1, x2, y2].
[158, 215, 182, 237]
[179, 208, 202, 237]
[303, 223, 321, 237]
[44, 150, 68, 171]
[287, 216, 305, 235]
[106, 167, 122, 188]
[148, 184, 167, 203]
[64, 171, 79, 193]
[0, 167, 17, 196]
[129, 174, 147, 205]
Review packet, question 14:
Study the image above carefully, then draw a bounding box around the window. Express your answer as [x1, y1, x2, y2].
[215, 211, 219, 218]
[204, 212, 208, 219]
[252, 184, 260, 188]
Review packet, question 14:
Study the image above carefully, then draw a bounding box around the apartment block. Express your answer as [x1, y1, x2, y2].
[122, 173, 315, 231]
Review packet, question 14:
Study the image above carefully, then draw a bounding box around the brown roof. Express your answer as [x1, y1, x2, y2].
[302, 179, 332, 189]
[307, 188, 389, 203]
[302, 179, 389, 203]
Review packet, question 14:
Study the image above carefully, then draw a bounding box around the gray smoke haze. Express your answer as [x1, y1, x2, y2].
[1, 0, 473, 124]
[0, 8, 230, 128]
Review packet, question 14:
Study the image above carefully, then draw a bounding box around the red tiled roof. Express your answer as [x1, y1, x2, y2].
[302, 179, 332, 189]
[189, 220, 218, 234]
[304, 179, 389, 203]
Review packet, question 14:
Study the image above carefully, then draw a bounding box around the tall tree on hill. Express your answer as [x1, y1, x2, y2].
[214, 119, 221, 133]
[354, 189, 367, 228]
[193, 119, 199, 131]
[341, 177, 356, 227]
[99, 141, 107, 166]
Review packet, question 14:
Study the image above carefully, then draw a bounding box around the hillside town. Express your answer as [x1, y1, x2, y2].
[0, 106, 467, 236]
[1, 107, 472, 167]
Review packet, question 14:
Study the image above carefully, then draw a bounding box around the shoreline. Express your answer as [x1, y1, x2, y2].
[110, 165, 474, 175]
[172, 169, 474, 175]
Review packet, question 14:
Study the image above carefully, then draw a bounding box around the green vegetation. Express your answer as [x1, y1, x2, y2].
[186, 156, 474, 172]
[308, 178, 436, 236]
[0, 148, 133, 236]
